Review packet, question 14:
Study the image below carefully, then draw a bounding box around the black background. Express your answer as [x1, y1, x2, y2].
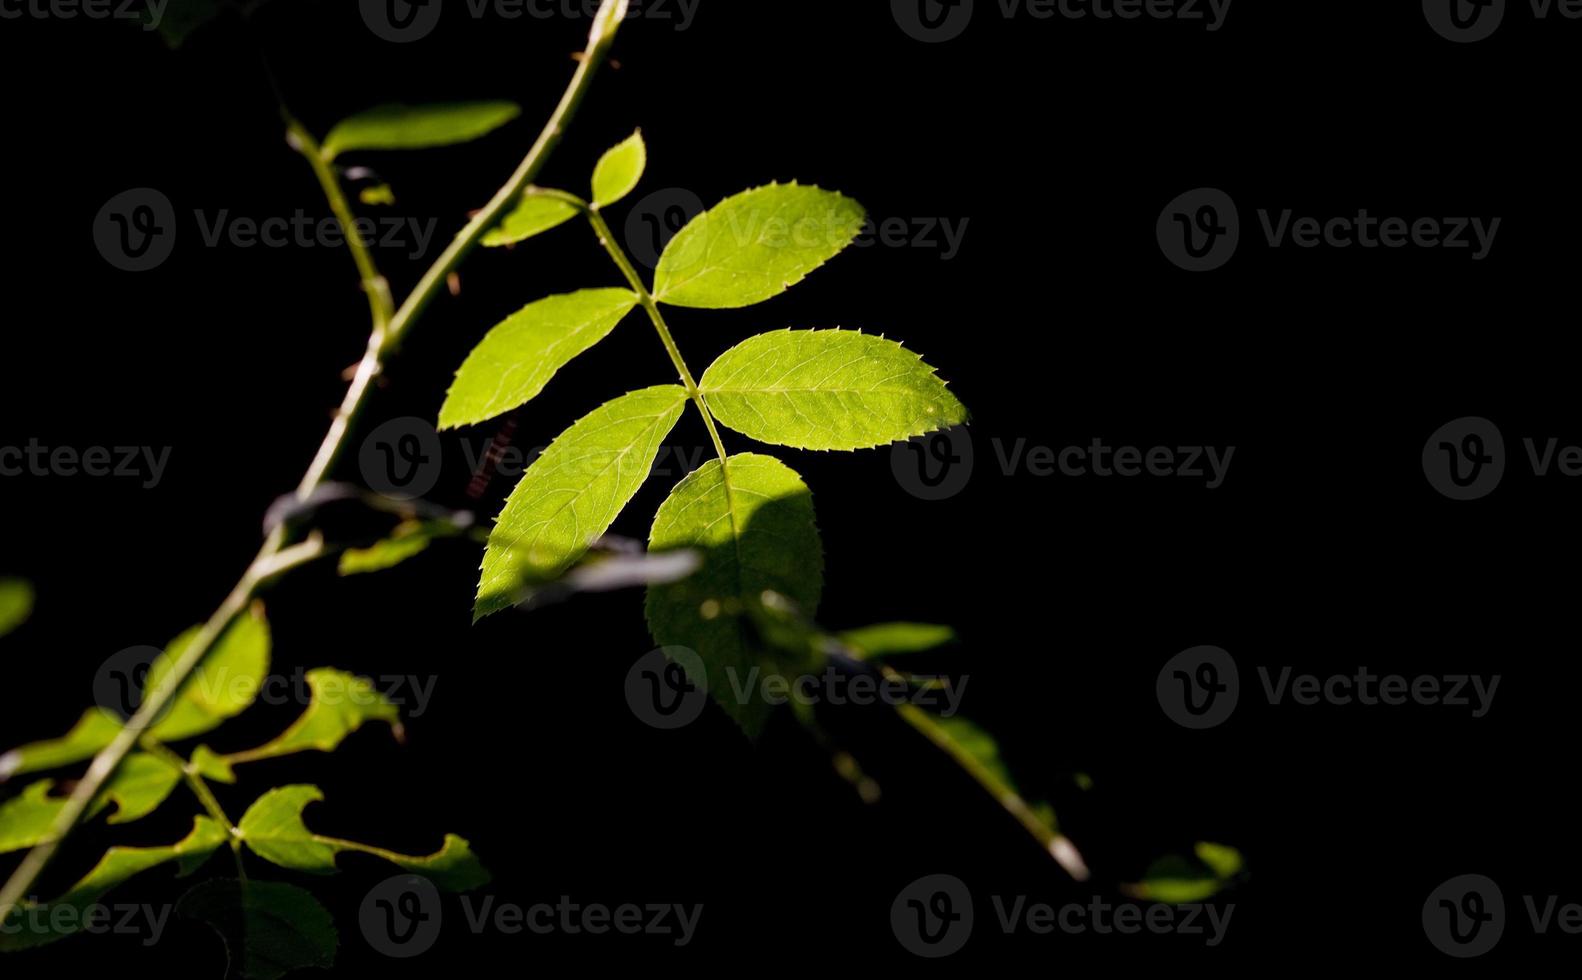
[0, 0, 1574, 971]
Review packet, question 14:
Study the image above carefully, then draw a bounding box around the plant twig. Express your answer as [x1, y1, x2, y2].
[140, 741, 247, 880]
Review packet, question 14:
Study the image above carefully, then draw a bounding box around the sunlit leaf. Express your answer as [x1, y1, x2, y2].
[591, 130, 646, 209]
[238, 786, 489, 892]
[1125, 842, 1246, 904]
[338, 521, 461, 576]
[0, 817, 226, 950]
[839, 623, 957, 659]
[0, 708, 123, 783]
[148, 603, 272, 742]
[0, 578, 33, 638]
[645, 453, 824, 735]
[476, 386, 688, 618]
[482, 193, 580, 247]
[322, 102, 522, 161]
[0, 754, 187, 854]
[701, 329, 967, 450]
[439, 288, 640, 429]
[653, 184, 865, 309]
[179, 879, 337, 980]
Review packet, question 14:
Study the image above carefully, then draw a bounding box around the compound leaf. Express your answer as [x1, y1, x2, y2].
[322, 102, 521, 161]
[238, 786, 489, 892]
[701, 329, 967, 450]
[476, 386, 688, 618]
[645, 453, 824, 736]
[438, 288, 640, 429]
[179, 879, 337, 980]
[591, 130, 646, 208]
[653, 184, 865, 309]
[482, 193, 579, 247]
[0, 816, 226, 951]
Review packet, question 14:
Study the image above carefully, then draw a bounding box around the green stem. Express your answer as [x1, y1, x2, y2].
[581, 204, 730, 467]
[141, 741, 247, 880]
[0, 0, 631, 915]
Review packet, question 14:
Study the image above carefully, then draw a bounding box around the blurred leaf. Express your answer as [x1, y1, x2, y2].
[645, 454, 824, 736]
[0, 578, 33, 638]
[1126, 843, 1245, 904]
[701, 330, 967, 450]
[838, 623, 957, 659]
[477, 386, 688, 618]
[358, 183, 396, 207]
[148, 603, 271, 742]
[323, 102, 522, 161]
[179, 879, 336, 980]
[0, 754, 186, 854]
[654, 184, 865, 309]
[149, 0, 226, 48]
[439, 288, 639, 429]
[0, 708, 124, 782]
[196, 669, 402, 782]
[238, 786, 489, 891]
[482, 193, 579, 247]
[591, 130, 646, 208]
[338, 521, 458, 576]
[0, 817, 226, 950]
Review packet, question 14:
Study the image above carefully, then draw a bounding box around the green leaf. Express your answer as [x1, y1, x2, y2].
[238, 786, 489, 892]
[338, 521, 460, 576]
[439, 288, 640, 429]
[147, 603, 272, 742]
[197, 669, 402, 782]
[1126, 843, 1246, 904]
[149, 0, 226, 48]
[653, 183, 866, 309]
[701, 329, 968, 450]
[591, 130, 646, 209]
[0, 708, 123, 782]
[322, 102, 522, 161]
[482, 193, 580, 247]
[476, 386, 689, 618]
[839, 623, 957, 659]
[179, 879, 337, 980]
[0, 816, 226, 951]
[0, 578, 33, 638]
[0, 754, 186, 854]
[645, 453, 824, 735]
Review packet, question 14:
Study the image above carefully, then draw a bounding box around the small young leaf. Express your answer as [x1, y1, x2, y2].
[0, 754, 186, 855]
[645, 453, 824, 735]
[482, 193, 580, 247]
[238, 786, 489, 892]
[653, 184, 865, 309]
[439, 288, 640, 429]
[1125, 843, 1246, 904]
[476, 386, 689, 618]
[322, 102, 522, 161]
[591, 130, 646, 209]
[839, 623, 957, 659]
[0, 577, 34, 638]
[701, 330, 968, 450]
[338, 520, 460, 576]
[196, 669, 402, 781]
[0, 816, 226, 951]
[147, 603, 272, 742]
[0, 708, 124, 782]
[179, 879, 337, 980]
